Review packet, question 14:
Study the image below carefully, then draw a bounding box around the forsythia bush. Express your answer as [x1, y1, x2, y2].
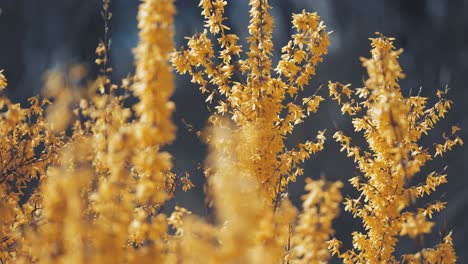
[327, 35, 462, 264]
[0, 0, 462, 263]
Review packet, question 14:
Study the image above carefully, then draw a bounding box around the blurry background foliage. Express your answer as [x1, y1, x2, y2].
[0, 0, 467, 262]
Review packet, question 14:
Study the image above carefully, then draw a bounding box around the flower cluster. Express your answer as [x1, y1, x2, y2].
[289, 178, 343, 263]
[173, 122, 340, 263]
[0, 1, 462, 263]
[131, 0, 177, 206]
[327, 35, 462, 264]
[170, 1, 342, 263]
[13, 0, 186, 262]
[0, 70, 62, 263]
[172, 0, 330, 205]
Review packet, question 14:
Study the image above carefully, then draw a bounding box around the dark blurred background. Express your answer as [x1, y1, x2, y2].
[0, 0, 467, 262]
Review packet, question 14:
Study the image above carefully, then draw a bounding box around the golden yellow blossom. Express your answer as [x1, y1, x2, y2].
[0, 71, 62, 263]
[17, 1, 183, 262]
[290, 178, 343, 264]
[131, 0, 177, 207]
[0, 70, 6, 90]
[171, 2, 343, 263]
[328, 34, 461, 264]
[0, 1, 462, 263]
[172, 0, 330, 205]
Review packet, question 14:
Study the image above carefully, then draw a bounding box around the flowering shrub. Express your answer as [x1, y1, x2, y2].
[172, 0, 329, 206]
[0, 1, 461, 263]
[327, 35, 462, 264]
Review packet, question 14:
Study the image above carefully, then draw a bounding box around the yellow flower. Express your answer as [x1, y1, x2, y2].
[173, 0, 330, 204]
[328, 34, 461, 263]
[0, 70, 7, 91]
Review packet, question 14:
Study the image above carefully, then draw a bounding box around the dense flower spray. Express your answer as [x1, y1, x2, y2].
[16, 0, 184, 262]
[172, 121, 341, 264]
[0, 1, 462, 263]
[327, 35, 462, 264]
[289, 178, 343, 263]
[131, 0, 177, 207]
[172, 0, 329, 207]
[0, 70, 62, 263]
[172, 1, 342, 263]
